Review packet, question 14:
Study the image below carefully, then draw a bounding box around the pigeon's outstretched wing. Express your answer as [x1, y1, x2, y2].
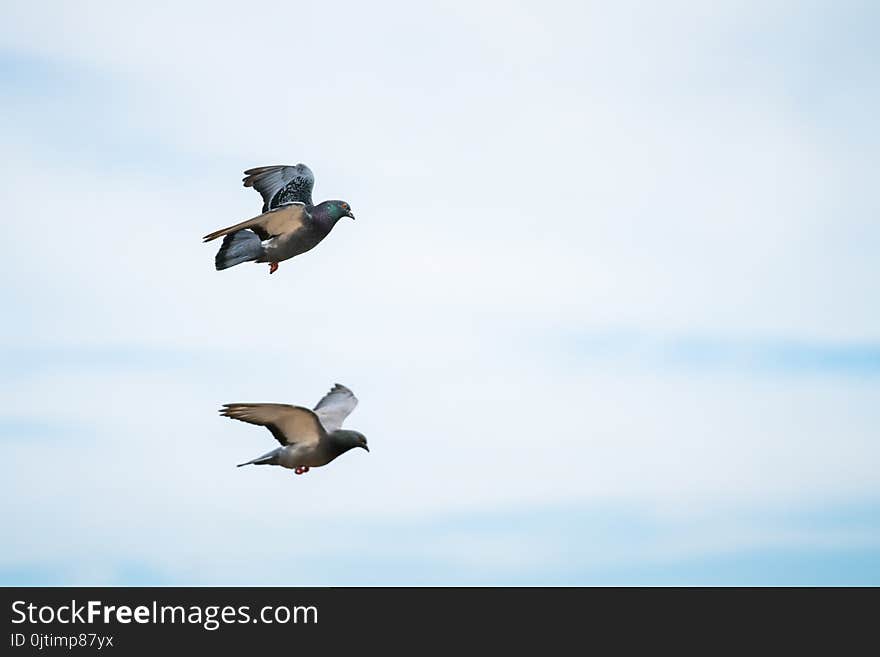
[243, 164, 315, 211]
[220, 403, 325, 447]
[313, 384, 358, 433]
[202, 203, 307, 242]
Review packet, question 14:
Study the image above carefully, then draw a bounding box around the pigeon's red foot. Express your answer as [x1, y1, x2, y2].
[302, 466, 310, 473]
[294, 467, 304, 475]
[269, 262, 279, 274]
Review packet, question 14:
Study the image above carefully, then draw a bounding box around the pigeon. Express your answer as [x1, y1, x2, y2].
[225, 384, 368, 475]
[203, 164, 355, 274]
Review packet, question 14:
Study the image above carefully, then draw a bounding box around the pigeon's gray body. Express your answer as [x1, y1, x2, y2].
[236, 163, 325, 265]
[258, 207, 339, 263]
[224, 384, 368, 472]
[243, 430, 366, 469]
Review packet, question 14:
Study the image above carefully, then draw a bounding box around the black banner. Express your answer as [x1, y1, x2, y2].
[2, 587, 876, 653]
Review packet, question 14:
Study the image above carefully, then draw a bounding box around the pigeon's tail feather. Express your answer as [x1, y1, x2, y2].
[235, 459, 268, 467]
[215, 230, 264, 270]
[236, 447, 281, 468]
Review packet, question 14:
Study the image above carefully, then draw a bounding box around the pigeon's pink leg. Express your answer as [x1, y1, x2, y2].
[302, 467, 310, 473]
[269, 262, 279, 275]
[294, 467, 304, 475]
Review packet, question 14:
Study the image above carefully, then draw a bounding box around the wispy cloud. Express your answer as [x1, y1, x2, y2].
[559, 331, 880, 377]
[4, 497, 878, 585]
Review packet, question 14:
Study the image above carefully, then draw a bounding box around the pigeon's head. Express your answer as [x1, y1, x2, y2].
[321, 200, 356, 221]
[334, 429, 369, 453]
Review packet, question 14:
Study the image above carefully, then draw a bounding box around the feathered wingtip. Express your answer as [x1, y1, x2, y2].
[219, 404, 248, 418]
[241, 163, 311, 187]
[242, 165, 280, 187]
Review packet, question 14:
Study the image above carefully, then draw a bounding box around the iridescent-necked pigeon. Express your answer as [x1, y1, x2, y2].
[202, 164, 354, 274]
[226, 384, 368, 475]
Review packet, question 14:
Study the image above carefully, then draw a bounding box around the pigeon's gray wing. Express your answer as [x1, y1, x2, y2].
[220, 403, 325, 447]
[243, 164, 315, 211]
[202, 203, 307, 242]
[313, 384, 358, 433]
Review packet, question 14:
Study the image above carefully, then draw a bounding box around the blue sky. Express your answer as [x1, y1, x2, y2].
[1, 0, 878, 585]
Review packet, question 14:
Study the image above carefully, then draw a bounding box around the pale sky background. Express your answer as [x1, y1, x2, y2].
[1, 0, 878, 585]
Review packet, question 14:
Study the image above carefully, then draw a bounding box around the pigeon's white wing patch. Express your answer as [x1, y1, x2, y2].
[220, 403, 324, 447]
[313, 384, 358, 433]
[243, 164, 315, 210]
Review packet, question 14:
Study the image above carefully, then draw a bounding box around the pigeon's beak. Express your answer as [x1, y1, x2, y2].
[361, 444, 369, 452]
[345, 209, 356, 220]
